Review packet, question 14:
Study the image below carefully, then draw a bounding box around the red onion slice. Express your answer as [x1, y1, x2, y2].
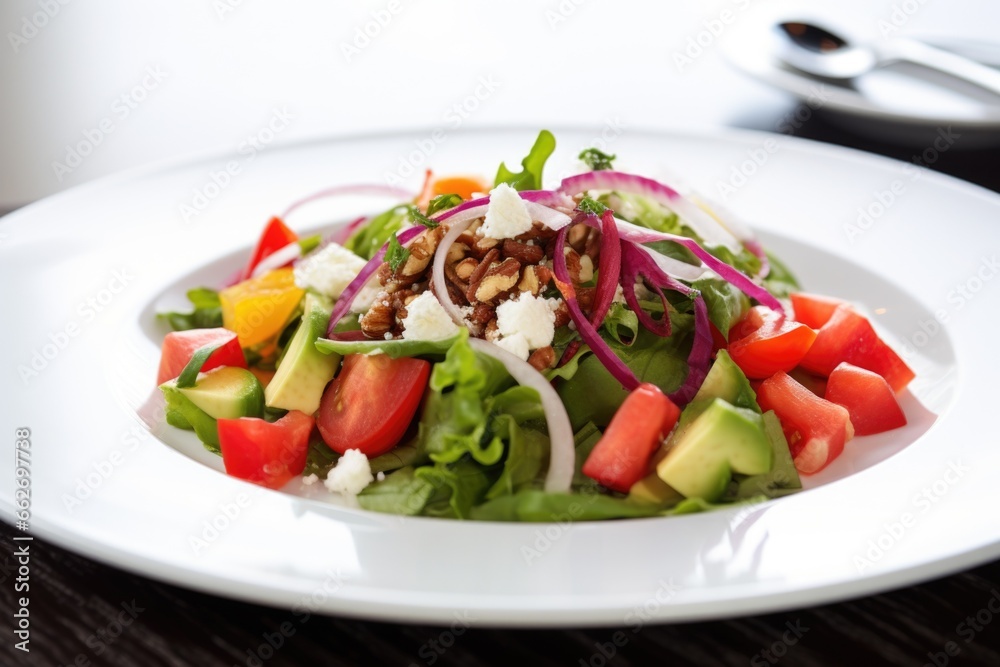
[552, 226, 639, 392]
[325, 225, 425, 337]
[558, 170, 743, 252]
[467, 338, 574, 493]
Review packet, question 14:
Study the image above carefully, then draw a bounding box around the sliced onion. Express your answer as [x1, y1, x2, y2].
[249, 242, 303, 279]
[325, 225, 425, 337]
[590, 210, 622, 327]
[467, 338, 574, 493]
[330, 215, 368, 245]
[519, 189, 576, 210]
[643, 246, 711, 282]
[525, 201, 572, 230]
[620, 241, 713, 405]
[743, 239, 770, 280]
[281, 184, 415, 219]
[552, 226, 639, 392]
[431, 218, 475, 328]
[558, 170, 742, 252]
[605, 217, 782, 313]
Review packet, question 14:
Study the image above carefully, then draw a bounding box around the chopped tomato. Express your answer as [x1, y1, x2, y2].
[582, 383, 680, 493]
[757, 372, 854, 474]
[825, 362, 907, 435]
[432, 175, 489, 200]
[317, 354, 431, 457]
[709, 323, 729, 355]
[242, 216, 298, 280]
[157, 328, 246, 385]
[789, 368, 828, 397]
[790, 292, 845, 329]
[799, 304, 915, 393]
[727, 306, 818, 379]
[219, 268, 304, 349]
[219, 410, 314, 489]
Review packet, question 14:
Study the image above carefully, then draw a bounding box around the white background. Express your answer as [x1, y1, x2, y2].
[1, 0, 997, 208]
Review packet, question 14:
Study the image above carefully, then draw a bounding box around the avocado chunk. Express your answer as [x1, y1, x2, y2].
[733, 410, 802, 499]
[160, 366, 264, 453]
[656, 397, 772, 501]
[627, 445, 685, 508]
[266, 293, 341, 413]
[692, 350, 759, 412]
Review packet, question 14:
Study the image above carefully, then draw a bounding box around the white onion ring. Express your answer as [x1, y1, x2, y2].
[249, 242, 303, 278]
[467, 338, 574, 494]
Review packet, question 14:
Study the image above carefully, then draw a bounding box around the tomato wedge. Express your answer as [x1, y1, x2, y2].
[242, 216, 298, 280]
[757, 372, 853, 474]
[825, 362, 907, 435]
[317, 354, 431, 457]
[582, 383, 680, 493]
[799, 304, 915, 393]
[727, 306, 817, 379]
[157, 327, 246, 385]
[219, 410, 314, 489]
[790, 292, 845, 329]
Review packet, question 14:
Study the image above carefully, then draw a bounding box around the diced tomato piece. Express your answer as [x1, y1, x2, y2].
[242, 216, 298, 280]
[157, 327, 246, 385]
[582, 383, 680, 493]
[757, 372, 853, 474]
[317, 354, 431, 457]
[727, 306, 818, 379]
[825, 362, 907, 435]
[790, 292, 845, 329]
[219, 411, 314, 489]
[709, 323, 729, 355]
[799, 304, 915, 393]
[789, 368, 828, 397]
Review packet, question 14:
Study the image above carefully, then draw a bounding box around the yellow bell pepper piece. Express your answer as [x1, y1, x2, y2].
[220, 268, 304, 348]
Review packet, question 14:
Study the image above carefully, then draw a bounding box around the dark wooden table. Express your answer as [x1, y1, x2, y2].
[4, 112, 1000, 667]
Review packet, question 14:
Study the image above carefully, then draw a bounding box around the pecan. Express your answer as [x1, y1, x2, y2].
[552, 299, 570, 328]
[517, 265, 540, 295]
[474, 258, 521, 303]
[535, 265, 553, 288]
[399, 227, 442, 277]
[515, 222, 558, 242]
[359, 294, 395, 338]
[466, 302, 494, 325]
[464, 248, 500, 302]
[454, 257, 479, 281]
[578, 255, 595, 283]
[564, 248, 584, 283]
[483, 318, 499, 341]
[577, 287, 595, 311]
[472, 235, 499, 257]
[567, 223, 590, 251]
[445, 241, 468, 265]
[502, 239, 545, 264]
[528, 346, 556, 372]
[583, 229, 602, 261]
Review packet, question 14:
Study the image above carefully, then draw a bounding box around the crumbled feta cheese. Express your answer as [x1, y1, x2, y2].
[323, 449, 374, 496]
[481, 183, 533, 239]
[579, 255, 594, 283]
[294, 242, 367, 299]
[349, 278, 383, 314]
[495, 332, 529, 360]
[400, 291, 460, 341]
[302, 473, 319, 486]
[376, 471, 386, 482]
[384, 332, 393, 340]
[612, 284, 625, 304]
[494, 292, 556, 360]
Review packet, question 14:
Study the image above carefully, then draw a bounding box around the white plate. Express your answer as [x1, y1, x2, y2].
[723, 15, 1000, 145]
[1, 127, 998, 626]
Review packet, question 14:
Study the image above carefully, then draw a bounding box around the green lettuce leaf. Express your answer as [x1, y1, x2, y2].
[157, 288, 223, 331]
[693, 277, 750, 336]
[494, 130, 556, 191]
[343, 205, 408, 260]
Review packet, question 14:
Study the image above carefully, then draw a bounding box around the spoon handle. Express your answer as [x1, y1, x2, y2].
[880, 38, 1000, 97]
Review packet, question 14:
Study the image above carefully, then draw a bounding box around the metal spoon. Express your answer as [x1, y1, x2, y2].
[776, 21, 1000, 97]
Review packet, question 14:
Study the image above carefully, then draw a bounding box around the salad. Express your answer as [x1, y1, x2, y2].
[156, 130, 914, 521]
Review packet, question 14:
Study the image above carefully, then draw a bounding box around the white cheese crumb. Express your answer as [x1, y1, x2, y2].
[612, 284, 625, 304]
[349, 278, 383, 314]
[323, 449, 374, 496]
[481, 183, 533, 239]
[302, 473, 319, 486]
[294, 242, 368, 299]
[494, 291, 556, 360]
[384, 332, 393, 340]
[400, 291, 460, 341]
[495, 332, 529, 360]
[376, 471, 386, 482]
